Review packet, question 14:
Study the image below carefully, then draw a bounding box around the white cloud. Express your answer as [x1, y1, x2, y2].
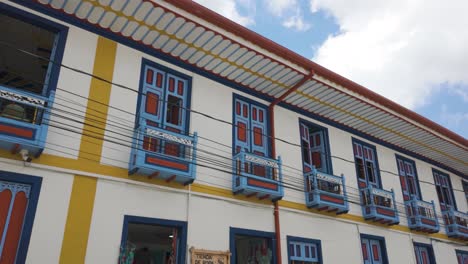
[450, 86, 468, 103]
[282, 11, 311, 31]
[310, 0, 468, 110]
[264, 0, 311, 32]
[264, 0, 297, 16]
[440, 104, 468, 131]
[194, 0, 255, 26]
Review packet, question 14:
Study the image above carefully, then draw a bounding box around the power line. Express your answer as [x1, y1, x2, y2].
[0, 42, 465, 223]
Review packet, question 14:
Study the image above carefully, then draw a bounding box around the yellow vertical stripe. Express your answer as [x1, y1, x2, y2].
[78, 36, 117, 162]
[59, 176, 98, 263]
[60, 36, 117, 264]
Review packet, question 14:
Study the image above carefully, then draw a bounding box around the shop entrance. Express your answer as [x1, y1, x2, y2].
[119, 216, 187, 264]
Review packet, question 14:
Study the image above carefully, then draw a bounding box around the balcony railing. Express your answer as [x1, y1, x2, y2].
[232, 150, 283, 201]
[361, 185, 399, 225]
[129, 125, 197, 185]
[443, 208, 468, 240]
[0, 86, 52, 157]
[405, 197, 439, 233]
[305, 168, 348, 214]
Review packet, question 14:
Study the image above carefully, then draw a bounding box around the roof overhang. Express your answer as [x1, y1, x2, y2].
[17, 0, 467, 177]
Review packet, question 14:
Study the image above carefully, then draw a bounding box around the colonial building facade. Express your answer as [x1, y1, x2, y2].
[0, 0, 466, 263]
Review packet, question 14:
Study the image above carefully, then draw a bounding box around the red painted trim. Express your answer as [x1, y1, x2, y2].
[376, 207, 396, 217]
[167, 0, 467, 148]
[1, 191, 27, 264]
[320, 194, 345, 205]
[372, 244, 380, 261]
[247, 178, 278, 190]
[0, 190, 12, 241]
[421, 218, 436, 226]
[246, 192, 257, 198]
[253, 127, 263, 146]
[146, 68, 153, 84]
[145, 92, 159, 115]
[237, 122, 247, 142]
[166, 175, 176, 183]
[0, 124, 34, 139]
[361, 243, 368, 260]
[146, 156, 188, 171]
[148, 171, 160, 179]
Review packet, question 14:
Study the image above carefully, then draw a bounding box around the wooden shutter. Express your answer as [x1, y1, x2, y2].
[309, 131, 325, 172]
[433, 171, 455, 211]
[142, 66, 164, 127]
[163, 73, 187, 133]
[0, 181, 31, 264]
[250, 104, 267, 157]
[369, 239, 383, 264]
[234, 99, 251, 154]
[397, 158, 420, 201]
[353, 142, 379, 189]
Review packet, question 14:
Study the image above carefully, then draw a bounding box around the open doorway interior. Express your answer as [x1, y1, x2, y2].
[234, 234, 273, 264]
[122, 223, 180, 264]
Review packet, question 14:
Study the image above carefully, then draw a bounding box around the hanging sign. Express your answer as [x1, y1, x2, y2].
[190, 247, 230, 264]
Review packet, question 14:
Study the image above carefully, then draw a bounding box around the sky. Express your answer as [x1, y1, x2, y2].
[194, 0, 468, 138]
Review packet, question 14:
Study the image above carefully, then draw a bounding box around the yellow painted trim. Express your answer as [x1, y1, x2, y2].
[59, 175, 97, 264]
[60, 37, 117, 264]
[78, 36, 117, 162]
[1, 148, 463, 243]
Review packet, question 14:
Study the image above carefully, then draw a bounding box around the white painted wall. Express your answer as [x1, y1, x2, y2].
[3, 1, 98, 160]
[3, 2, 468, 264]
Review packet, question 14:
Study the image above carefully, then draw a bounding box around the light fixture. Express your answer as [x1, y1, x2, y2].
[169, 234, 174, 238]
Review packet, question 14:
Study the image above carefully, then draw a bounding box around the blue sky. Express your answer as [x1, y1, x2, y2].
[195, 0, 467, 138]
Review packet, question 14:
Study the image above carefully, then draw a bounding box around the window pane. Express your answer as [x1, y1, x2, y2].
[0, 13, 55, 94]
[235, 235, 273, 264]
[366, 161, 375, 183]
[166, 95, 182, 125]
[124, 223, 180, 264]
[356, 159, 365, 179]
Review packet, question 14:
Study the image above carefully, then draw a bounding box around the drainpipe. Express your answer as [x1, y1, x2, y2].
[268, 70, 314, 263]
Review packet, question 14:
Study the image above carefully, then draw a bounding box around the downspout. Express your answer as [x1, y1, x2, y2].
[269, 70, 314, 263]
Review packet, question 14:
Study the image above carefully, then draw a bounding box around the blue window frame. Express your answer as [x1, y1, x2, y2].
[456, 250, 468, 264]
[0, 3, 66, 97]
[137, 59, 192, 134]
[119, 215, 188, 264]
[232, 95, 269, 157]
[360, 234, 389, 264]
[432, 169, 457, 211]
[299, 119, 332, 175]
[287, 236, 322, 264]
[0, 3, 67, 157]
[396, 155, 422, 201]
[414, 243, 436, 264]
[0, 170, 42, 264]
[230, 227, 276, 264]
[352, 138, 381, 189]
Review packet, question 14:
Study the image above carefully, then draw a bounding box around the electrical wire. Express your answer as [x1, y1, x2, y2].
[0, 42, 465, 225]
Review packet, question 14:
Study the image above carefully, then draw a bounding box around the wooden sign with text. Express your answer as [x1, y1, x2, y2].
[190, 247, 230, 264]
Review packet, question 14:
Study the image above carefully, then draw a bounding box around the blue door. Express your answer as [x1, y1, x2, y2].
[361, 238, 384, 264]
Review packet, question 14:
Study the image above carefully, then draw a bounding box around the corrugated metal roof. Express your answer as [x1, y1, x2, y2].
[32, 0, 467, 176]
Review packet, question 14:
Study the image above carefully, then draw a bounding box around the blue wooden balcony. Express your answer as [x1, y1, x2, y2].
[128, 125, 197, 185]
[0, 86, 52, 158]
[232, 150, 284, 201]
[361, 186, 399, 225]
[443, 208, 468, 240]
[305, 168, 349, 214]
[405, 197, 439, 233]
